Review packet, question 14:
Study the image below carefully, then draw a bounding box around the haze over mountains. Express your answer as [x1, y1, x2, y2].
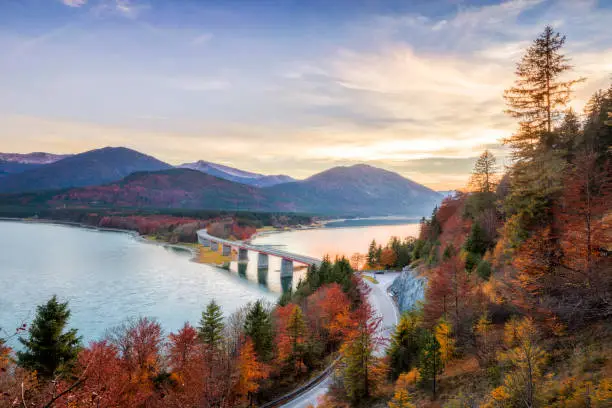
[0, 147, 442, 216]
[179, 160, 295, 187]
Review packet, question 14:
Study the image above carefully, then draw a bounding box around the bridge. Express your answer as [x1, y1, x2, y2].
[197, 229, 322, 276]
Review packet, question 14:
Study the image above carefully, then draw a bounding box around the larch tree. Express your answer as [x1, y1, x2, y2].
[434, 318, 455, 365]
[470, 150, 498, 193]
[504, 25, 581, 147]
[17, 295, 81, 379]
[198, 299, 225, 349]
[503, 25, 583, 232]
[342, 303, 385, 402]
[492, 317, 547, 408]
[234, 337, 268, 405]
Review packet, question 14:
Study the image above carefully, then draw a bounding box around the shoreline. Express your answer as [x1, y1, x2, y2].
[0, 217, 199, 260]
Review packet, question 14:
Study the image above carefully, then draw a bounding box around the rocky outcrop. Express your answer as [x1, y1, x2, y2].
[388, 267, 426, 313]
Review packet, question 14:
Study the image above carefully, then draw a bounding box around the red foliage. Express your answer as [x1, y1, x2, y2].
[306, 284, 352, 350]
[168, 323, 200, 373]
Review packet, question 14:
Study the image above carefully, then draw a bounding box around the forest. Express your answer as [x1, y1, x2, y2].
[1, 26, 611, 408]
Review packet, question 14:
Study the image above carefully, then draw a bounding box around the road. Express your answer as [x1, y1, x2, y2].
[281, 272, 400, 408]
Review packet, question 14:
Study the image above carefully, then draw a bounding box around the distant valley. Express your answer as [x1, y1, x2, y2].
[0, 147, 442, 217]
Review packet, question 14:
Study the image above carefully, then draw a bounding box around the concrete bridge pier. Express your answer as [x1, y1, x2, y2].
[211, 241, 219, 252]
[238, 248, 249, 261]
[222, 244, 231, 256]
[200, 237, 210, 248]
[281, 258, 294, 277]
[257, 253, 269, 269]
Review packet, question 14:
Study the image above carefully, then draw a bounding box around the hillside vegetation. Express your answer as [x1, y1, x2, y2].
[315, 25, 611, 408]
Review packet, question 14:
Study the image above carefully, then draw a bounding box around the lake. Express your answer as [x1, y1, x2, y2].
[0, 220, 419, 344]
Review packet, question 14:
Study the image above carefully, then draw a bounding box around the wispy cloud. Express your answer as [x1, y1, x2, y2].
[191, 33, 213, 46]
[91, 0, 149, 19]
[2, 0, 612, 189]
[61, 0, 87, 7]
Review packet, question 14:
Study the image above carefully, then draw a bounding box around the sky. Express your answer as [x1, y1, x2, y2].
[0, 0, 611, 190]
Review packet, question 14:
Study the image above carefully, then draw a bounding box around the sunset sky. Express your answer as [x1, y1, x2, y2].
[1, 0, 611, 189]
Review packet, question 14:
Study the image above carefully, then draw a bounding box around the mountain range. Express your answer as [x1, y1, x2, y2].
[179, 160, 295, 187]
[0, 147, 442, 216]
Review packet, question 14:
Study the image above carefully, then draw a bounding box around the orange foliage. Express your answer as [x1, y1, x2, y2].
[306, 284, 352, 349]
[234, 338, 269, 403]
[380, 248, 398, 269]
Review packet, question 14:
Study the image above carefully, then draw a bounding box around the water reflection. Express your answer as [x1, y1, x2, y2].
[226, 249, 308, 293]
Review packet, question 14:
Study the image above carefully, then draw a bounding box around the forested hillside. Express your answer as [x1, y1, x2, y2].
[315, 25, 611, 408]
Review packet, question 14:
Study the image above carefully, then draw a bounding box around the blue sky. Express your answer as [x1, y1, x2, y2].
[1, 0, 611, 189]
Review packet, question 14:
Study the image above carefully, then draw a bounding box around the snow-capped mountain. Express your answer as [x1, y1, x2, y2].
[178, 160, 295, 187]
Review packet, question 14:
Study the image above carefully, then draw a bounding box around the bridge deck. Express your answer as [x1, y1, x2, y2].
[197, 230, 322, 266]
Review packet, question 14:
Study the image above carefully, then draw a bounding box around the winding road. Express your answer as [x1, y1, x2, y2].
[281, 272, 401, 408]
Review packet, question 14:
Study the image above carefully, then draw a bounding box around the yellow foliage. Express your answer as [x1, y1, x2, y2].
[396, 369, 420, 390]
[388, 389, 416, 408]
[485, 317, 548, 408]
[435, 318, 455, 364]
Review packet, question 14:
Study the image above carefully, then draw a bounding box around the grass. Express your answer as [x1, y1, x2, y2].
[196, 247, 233, 265]
[362, 274, 379, 284]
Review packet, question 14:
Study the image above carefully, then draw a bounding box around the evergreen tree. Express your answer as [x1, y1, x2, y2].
[470, 150, 497, 193]
[198, 299, 225, 349]
[244, 300, 273, 361]
[388, 311, 422, 380]
[367, 240, 378, 267]
[17, 295, 81, 378]
[464, 222, 490, 256]
[285, 305, 307, 374]
[419, 332, 443, 398]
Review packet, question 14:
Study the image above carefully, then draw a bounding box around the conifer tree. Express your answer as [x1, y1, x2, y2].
[504, 25, 581, 148]
[419, 332, 443, 398]
[367, 240, 378, 267]
[388, 312, 422, 380]
[17, 295, 81, 378]
[285, 305, 307, 374]
[198, 299, 225, 349]
[503, 26, 582, 240]
[244, 300, 273, 361]
[470, 150, 497, 193]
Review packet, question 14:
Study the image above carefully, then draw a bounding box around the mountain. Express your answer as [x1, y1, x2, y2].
[0, 152, 70, 164]
[179, 160, 294, 187]
[49, 168, 272, 210]
[0, 160, 41, 177]
[265, 164, 442, 216]
[0, 147, 171, 193]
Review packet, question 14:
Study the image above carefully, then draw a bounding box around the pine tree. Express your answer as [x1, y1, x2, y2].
[198, 300, 225, 349]
[419, 332, 443, 398]
[470, 150, 497, 193]
[17, 295, 81, 378]
[244, 300, 273, 361]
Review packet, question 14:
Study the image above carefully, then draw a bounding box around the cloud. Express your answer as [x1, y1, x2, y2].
[61, 0, 87, 7]
[191, 33, 213, 46]
[92, 0, 149, 19]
